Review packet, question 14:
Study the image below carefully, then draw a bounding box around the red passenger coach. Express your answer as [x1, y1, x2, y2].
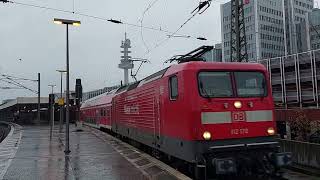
[111, 61, 291, 177]
[80, 91, 115, 130]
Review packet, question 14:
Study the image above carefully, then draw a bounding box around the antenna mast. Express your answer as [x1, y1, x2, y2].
[118, 33, 134, 85]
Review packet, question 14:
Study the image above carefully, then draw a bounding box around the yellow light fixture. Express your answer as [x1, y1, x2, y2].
[267, 127, 275, 135]
[203, 131, 211, 140]
[53, 18, 81, 26]
[72, 22, 81, 26]
[53, 20, 63, 25]
[234, 101, 242, 109]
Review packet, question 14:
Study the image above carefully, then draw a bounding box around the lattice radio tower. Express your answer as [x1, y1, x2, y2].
[230, 0, 248, 62]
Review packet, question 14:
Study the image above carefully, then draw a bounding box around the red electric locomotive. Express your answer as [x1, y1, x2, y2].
[111, 61, 291, 177]
[81, 61, 291, 178]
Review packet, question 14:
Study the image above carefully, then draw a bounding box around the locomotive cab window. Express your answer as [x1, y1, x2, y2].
[198, 71, 267, 98]
[198, 72, 233, 98]
[169, 76, 178, 100]
[235, 72, 267, 97]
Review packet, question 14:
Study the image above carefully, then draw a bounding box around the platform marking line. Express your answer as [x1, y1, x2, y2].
[89, 130, 152, 179]
[0, 147, 15, 150]
[87, 126, 191, 180]
[0, 123, 22, 180]
[0, 150, 14, 154]
[56, 134, 78, 180]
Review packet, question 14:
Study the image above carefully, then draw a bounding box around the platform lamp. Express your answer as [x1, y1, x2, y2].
[53, 18, 81, 154]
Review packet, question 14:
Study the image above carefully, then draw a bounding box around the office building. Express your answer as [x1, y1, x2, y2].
[221, 0, 313, 62]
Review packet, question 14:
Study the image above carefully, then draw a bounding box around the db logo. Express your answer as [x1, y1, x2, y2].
[232, 111, 246, 122]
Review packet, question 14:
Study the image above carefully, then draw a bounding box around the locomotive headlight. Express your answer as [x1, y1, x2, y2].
[234, 101, 242, 109]
[267, 127, 275, 135]
[203, 131, 211, 140]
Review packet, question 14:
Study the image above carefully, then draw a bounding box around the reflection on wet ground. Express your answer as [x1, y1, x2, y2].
[3, 125, 146, 180]
[1, 125, 319, 180]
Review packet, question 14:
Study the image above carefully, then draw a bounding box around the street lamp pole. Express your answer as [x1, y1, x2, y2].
[48, 84, 56, 94]
[54, 18, 80, 154]
[65, 23, 71, 154]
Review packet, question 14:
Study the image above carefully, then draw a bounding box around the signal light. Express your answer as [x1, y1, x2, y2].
[234, 101, 242, 109]
[267, 127, 275, 136]
[203, 131, 211, 140]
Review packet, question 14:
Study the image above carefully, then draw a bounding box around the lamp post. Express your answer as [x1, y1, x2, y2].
[48, 84, 56, 94]
[53, 18, 81, 154]
[37, 73, 40, 124]
[56, 70, 67, 133]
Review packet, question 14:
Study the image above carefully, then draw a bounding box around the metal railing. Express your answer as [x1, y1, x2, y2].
[279, 139, 320, 169]
[257, 49, 320, 109]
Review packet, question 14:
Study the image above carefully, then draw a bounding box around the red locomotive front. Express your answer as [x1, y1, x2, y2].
[196, 70, 275, 140]
[111, 61, 291, 178]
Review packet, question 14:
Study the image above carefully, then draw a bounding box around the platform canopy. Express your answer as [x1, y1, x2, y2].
[0, 97, 48, 110]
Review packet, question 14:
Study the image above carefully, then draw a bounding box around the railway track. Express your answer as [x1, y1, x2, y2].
[0, 123, 10, 143]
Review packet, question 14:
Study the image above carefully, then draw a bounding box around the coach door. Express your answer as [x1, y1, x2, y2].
[154, 87, 162, 148]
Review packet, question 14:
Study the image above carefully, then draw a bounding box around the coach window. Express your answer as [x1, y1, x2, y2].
[169, 75, 178, 100]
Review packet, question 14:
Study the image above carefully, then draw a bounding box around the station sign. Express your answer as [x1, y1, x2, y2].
[58, 98, 65, 106]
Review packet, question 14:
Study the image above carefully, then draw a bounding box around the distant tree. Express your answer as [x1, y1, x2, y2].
[288, 110, 311, 141]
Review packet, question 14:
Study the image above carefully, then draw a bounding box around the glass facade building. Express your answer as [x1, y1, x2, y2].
[309, 8, 320, 50]
[200, 43, 223, 62]
[221, 0, 314, 62]
[286, 0, 314, 54]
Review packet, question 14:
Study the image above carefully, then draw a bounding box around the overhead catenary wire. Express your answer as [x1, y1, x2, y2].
[145, 0, 213, 55]
[0, 86, 24, 89]
[140, 0, 162, 53]
[2, 76, 38, 93]
[0, 78, 37, 94]
[0, 74, 38, 93]
[3, 0, 202, 40]
[1, 74, 38, 82]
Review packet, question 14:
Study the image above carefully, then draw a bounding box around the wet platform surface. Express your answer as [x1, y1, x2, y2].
[2, 125, 146, 180]
[1, 124, 318, 180]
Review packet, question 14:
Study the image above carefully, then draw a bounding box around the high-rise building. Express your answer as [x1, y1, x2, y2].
[308, 8, 320, 50]
[285, 0, 314, 54]
[221, 0, 314, 62]
[201, 43, 223, 62]
[294, 7, 320, 52]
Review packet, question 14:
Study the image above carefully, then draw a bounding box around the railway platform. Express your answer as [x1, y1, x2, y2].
[0, 123, 189, 180]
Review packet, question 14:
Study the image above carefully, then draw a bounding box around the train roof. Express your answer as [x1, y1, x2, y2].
[80, 89, 116, 109]
[164, 61, 266, 76]
[113, 61, 266, 95]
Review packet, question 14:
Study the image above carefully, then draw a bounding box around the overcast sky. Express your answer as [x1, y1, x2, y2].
[0, 0, 319, 102]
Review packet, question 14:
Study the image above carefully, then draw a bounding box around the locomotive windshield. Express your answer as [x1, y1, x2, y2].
[198, 72, 233, 97]
[198, 71, 267, 98]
